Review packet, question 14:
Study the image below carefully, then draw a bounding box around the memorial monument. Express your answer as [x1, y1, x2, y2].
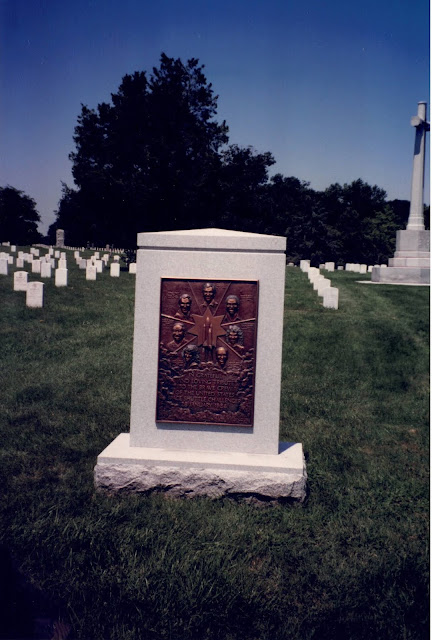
[372, 102, 430, 285]
[56, 229, 65, 248]
[95, 228, 307, 503]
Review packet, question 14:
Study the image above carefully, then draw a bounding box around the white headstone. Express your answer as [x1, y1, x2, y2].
[324, 262, 335, 272]
[86, 265, 97, 280]
[299, 259, 310, 272]
[58, 259, 67, 270]
[10, 245, 16, 253]
[323, 287, 339, 309]
[16, 258, 24, 268]
[312, 275, 324, 291]
[129, 263, 137, 274]
[0, 258, 8, 275]
[31, 259, 41, 274]
[26, 281, 44, 308]
[110, 263, 120, 277]
[317, 278, 332, 296]
[113, 255, 120, 262]
[55, 268, 68, 287]
[14, 271, 28, 291]
[307, 267, 320, 280]
[41, 262, 52, 278]
[95, 260, 103, 273]
[8, 256, 13, 264]
[359, 264, 367, 274]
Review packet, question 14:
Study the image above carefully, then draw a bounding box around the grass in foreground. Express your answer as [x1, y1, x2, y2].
[0, 255, 429, 640]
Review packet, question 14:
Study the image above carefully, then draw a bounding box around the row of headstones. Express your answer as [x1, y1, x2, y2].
[299, 260, 339, 309]
[0, 245, 137, 308]
[64, 245, 125, 253]
[1, 245, 137, 280]
[345, 263, 387, 273]
[30, 243, 125, 254]
[0, 247, 69, 277]
[299, 260, 388, 274]
[73, 251, 137, 279]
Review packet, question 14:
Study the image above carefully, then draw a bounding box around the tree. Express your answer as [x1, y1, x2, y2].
[387, 199, 430, 230]
[48, 182, 90, 247]
[261, 175, 336, 263]
[57, 54, 230, 247]
[0, 186, 41, 245]
[317, 179, 396, 264]
[212, 145, 275, 232]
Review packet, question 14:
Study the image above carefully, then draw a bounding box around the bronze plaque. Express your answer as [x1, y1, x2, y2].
[156, 278, 259, 426]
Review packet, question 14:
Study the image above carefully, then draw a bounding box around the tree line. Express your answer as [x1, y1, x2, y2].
[1, 54, 428, 264]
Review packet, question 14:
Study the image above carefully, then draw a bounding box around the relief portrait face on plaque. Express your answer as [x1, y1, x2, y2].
[156, 278, 259, 426]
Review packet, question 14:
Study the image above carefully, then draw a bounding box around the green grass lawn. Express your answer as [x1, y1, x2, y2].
[0, 253, 429, 640]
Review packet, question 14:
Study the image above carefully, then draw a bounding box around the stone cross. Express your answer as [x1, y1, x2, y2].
[407, 101, 430, 231]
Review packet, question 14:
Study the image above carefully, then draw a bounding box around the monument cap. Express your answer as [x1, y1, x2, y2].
[137, 227, 286, 252]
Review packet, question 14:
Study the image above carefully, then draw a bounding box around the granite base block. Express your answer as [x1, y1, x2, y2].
[371, 266, 430, 285]
[95, 434, 307, 504]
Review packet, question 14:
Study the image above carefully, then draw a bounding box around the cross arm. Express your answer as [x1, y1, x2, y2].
[411, 115, 430, 130]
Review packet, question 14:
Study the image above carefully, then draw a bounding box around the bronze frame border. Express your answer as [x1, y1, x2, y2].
[155, 277, 260, 428]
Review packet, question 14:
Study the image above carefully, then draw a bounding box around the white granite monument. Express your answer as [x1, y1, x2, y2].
[95, 228, 306, 503]
[372, 102, 430, 285]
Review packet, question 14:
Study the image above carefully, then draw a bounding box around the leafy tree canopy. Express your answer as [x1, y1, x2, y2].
[52, 53, 423, 264]
[0, 186, 42, 245]
[57, 53, 239, 247]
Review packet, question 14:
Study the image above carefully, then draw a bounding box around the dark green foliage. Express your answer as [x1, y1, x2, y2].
[0, 255, 429, 639]
[0, 186, 42, 245]
[212, 145, 275, 232]
[121, 248, 137, 266]
[317, 179, 398, 264]
[56, 54, 232, 247]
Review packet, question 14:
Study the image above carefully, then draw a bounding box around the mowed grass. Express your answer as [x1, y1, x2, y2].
[0, 253, 429, 640]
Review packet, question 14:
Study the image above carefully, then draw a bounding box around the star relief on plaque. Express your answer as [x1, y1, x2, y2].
[156, 278, 259, 426]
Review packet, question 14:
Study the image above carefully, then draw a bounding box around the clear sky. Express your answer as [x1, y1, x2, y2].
[1, 0, 430, 234]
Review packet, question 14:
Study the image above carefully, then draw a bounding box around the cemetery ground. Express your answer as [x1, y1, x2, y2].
[0, 250, 429, 640]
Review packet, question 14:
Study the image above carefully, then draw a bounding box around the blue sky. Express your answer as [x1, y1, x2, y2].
[1, 0, 429, 234]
